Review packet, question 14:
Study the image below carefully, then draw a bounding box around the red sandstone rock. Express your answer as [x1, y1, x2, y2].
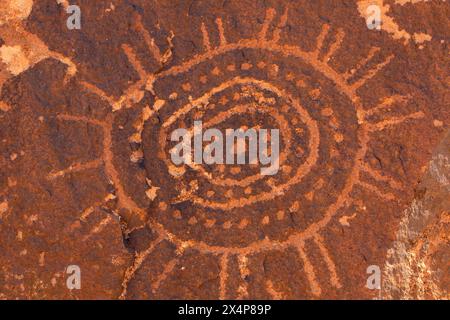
[0, 0, 448, 300]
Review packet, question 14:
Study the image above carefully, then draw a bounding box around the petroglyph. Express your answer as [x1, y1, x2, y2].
[0, 0, 76, 107]
[1, 1, 446, 300]
[357, 0, 443, 46]
[71, 7, 429, 299]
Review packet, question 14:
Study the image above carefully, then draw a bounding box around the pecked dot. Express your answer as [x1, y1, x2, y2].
[200, 75, 208, 84]
[223, 221, 232, 229]
[241, 63, 252, 70]
[211, 66, 221, 76]
[182, 83, 192, 91]
[227, 64, 236, 71]
[276, 211, 285, 220]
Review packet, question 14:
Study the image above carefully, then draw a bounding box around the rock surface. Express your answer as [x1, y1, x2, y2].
[0, 0, 448, 299]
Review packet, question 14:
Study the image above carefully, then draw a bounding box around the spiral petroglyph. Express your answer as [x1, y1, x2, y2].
[50, 8, 430, 299]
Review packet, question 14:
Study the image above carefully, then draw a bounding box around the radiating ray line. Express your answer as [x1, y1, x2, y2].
[362, 164, 403, 190]
[79, 207, 94, 222]
[80, 193, 116, 221]
[363, 95, 409, 117]
[259, 8, 276, 41]
[114, 67, 148, 113]
[122, 44, 150, 81]
[313, 24, 330, 58]
[56, 113, 107, 127]
[216, 18, 227, 46]
[47, 159, 103, 180]
[160, 31, 175, 65]
[48, 51, 78, 83]
[135, 14, 162, 63]
[295, 243, 322, 297]
[82, 215, 113, 240]
[237, 254, 249, 299]
[152, 257, 179, 293]
[272, 7, 289, 43]
[322, 29, 345, 63]
[101, 115, 147, 223]
[357, 181, 396, 201]
[343, 47, 380, 81]
[266, 280, 284, 299]
[367, 111, 425, 132]
[56, 113, 146, 225]
[350, 55, 394, 91]
[82, 77, 146, 112]
[219, 253, 229, 300]
[119, 236, 164, 299]
[129, 105, 153, 143]
[313, 235, 342, 288]
[201, 22, 212, 52]
[129, 99, 164, 144]
[80, 81, 117, 107]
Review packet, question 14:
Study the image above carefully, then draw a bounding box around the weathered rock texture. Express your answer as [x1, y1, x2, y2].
[0, 0, 448, 299]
